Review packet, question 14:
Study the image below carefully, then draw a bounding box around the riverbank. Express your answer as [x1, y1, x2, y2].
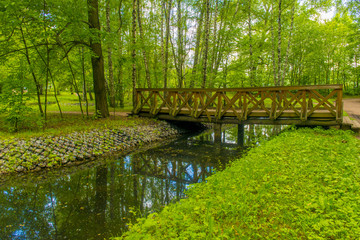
[120, 127, 360, 239]
[0, 118, 193, 175]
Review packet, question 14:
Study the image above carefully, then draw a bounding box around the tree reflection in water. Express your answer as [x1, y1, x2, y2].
[0, 125, 284, 239]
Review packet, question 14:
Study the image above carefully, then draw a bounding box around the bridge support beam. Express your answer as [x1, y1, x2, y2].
[237, 124, 244, 147]
[214, 123, 222, 143]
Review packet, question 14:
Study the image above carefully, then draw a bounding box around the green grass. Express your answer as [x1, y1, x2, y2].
[0, 113, 156, 140]
[119, 128, 360, 239]
[343, 95, 360, 99]
[0, 92, 136, 138]
[30, 92, 133, 112]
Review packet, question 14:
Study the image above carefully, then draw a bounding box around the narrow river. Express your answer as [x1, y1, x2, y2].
[0, 125, 283, 240]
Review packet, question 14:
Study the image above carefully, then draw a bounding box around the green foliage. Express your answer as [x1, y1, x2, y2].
[0, 113, 155, 140]
[119, 128, 360, 239]
[0, 69, 34, 132]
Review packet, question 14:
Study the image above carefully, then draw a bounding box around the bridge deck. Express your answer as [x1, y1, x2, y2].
[133, 85, 343, 126]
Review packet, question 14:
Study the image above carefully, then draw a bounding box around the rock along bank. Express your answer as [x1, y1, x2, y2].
[0, 120, 195, 175]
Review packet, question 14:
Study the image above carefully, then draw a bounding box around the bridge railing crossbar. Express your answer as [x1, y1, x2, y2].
[133, 85, 343, 124]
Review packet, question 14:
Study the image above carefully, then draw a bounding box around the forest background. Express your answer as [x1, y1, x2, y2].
[0, 0, 359, 130]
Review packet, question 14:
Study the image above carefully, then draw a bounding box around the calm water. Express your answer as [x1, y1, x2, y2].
[0, 125, 283, 240]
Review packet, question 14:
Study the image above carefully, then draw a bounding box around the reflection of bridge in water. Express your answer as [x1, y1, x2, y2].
[130, 124, 284, 203]
[0, 125, 284, 240]
[133, 141, 238, 184]
[133, 85, 343, 141]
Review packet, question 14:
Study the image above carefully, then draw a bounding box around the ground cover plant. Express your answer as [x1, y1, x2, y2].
[0, 113, 153, 140]
[119, 128, 360, 239]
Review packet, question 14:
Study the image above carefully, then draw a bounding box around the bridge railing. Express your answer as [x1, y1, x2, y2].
[133, 85, 343, 124]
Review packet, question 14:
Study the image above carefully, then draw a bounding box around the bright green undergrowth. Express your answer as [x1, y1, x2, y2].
[119, 128, 360, 239]
[30, 92, 133, 112]
[0, 114, 155, 140]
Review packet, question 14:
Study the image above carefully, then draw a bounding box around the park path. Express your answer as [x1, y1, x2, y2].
[343, 98, 360, 123]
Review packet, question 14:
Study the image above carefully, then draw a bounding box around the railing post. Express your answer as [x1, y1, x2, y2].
[301, 90, 307, 121]
[133, 90, 139, 114]
[270, 91, 276, 120]
[151, 91, 158, 115]
[132, 85, 343, 126]
[171, 92, 177, 116]
[192, 92, 198, 117]
[217, 92, 223, 120]
[336, 88, 343, 123]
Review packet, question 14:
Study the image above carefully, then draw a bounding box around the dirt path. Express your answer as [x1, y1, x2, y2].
[343, 98, 360, 123]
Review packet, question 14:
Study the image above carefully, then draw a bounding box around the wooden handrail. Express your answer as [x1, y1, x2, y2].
[136, 84, 342, 92]
[133, 85, 343, 125]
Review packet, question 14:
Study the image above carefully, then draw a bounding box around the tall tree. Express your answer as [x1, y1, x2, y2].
[190, 7, 204, 88]
[132, 0, 137, 103]
[87, 0, 109, 117]
[202, 0, 210, 88]
[164, 0, 172, 90]
[277, 0, 282, 86]
[137, 0, 151, 88]
[106, 0, 115, 107]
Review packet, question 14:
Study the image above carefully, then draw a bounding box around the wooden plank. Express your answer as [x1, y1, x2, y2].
[133, 85, 343, 126]
[133, 90, 140, 114]
[196, 92, 218, 118]
[174, 92, 194, 116]
[270, 91, 276, 120]
[336, 89, 343, 122]
[170, 92, 177, 116]
[151, 91, 158, 115]
[136, 84, 342, 93]
[198, 92, 212, 121]
[307, 89, 337, 116]
[138, 113, 340, 126]
[301, 90, 306, 121]
[275, 90, 302, 119]
[221, 92, 242, 120]
[216, 93, 223, 120]
[192, 92, 199, 118]
[139, 107, 335, 119]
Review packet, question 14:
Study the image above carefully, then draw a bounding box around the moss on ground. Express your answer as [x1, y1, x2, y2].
[119, 128, 360, 239]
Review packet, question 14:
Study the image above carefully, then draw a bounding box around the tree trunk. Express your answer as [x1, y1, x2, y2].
[209, 0, 219, 87]
[271, 3, 277, 86]
[81, 47, 89, 117]
[164, 0, 172, 89]
[132, 0, 137, 104]
[277, 0, 282, 86]
[137, 0, 151, 88]
[88, 88, 94, 101]
[106, 0, 115, 108]
[160, 0, 165, 86]
[177, 0, 183, 88]
[87, 0, 109, 118]
[19, 25, 43, 115]
[248, 0, 254, 86]
[356, 54, 359, 89]
[281, 1, 295, 85]
[118, 0, 125, 108]
[202, 0, 210, 88]
[190, 8, 204, 88]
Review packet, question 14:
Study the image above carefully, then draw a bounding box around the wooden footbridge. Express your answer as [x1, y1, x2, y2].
[133, 84, 343, 126]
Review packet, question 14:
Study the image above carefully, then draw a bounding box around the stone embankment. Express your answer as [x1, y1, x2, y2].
[0, 121, 189, 175]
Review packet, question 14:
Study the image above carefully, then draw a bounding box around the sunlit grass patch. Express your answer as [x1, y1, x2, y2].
[0, 114, 156, 140]
[119, 128, 360, 239]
